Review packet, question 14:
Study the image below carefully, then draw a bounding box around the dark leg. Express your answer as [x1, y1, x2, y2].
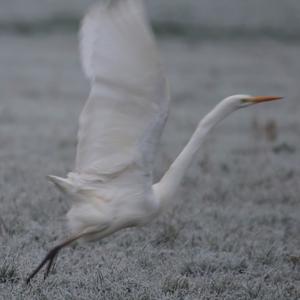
[26, 225, 109, 284]
[26, 234, 82, 284]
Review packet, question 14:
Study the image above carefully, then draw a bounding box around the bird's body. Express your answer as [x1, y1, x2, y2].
[49, 0, 169, 241]
[26, 0, 281, 283]
[55, 167, 160, 242]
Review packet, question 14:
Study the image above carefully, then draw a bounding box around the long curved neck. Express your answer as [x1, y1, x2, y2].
[154, 99, 235, 210]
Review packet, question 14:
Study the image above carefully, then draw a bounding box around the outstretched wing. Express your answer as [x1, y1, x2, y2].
[76, 0, 170, 178]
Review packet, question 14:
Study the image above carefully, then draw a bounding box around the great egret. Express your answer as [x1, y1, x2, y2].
[26, 0, 282, 283]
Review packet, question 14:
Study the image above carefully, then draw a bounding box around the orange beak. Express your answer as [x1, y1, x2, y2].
[246, 96, 283, 104]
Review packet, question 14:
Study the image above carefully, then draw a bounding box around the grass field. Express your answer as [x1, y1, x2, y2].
[0, 33, 299, 299]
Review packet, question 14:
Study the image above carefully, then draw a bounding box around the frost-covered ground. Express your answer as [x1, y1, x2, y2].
[0, 31, 299, 299]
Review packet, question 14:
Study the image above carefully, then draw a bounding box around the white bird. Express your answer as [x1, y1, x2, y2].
[26, 0, 282, 283]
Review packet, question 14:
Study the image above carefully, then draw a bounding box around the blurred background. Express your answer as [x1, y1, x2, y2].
[1, 0, 298, 171]
[0, 1, 299, 299]
[1, 0, 300, 36]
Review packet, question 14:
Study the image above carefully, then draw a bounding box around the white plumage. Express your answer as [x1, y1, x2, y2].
[53, 0, 170, 237]
[26, 0, 281, 283]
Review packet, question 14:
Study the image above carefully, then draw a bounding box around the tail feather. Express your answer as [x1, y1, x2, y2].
[47, 175, 76, 194]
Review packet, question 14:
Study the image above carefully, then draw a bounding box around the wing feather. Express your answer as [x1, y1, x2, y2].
[76, 0, 170, 178]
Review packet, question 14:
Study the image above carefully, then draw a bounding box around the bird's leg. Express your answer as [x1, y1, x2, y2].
[26, 234, 84, 284]
[44, 244, 64, 279]
[26, 225, 109, 284]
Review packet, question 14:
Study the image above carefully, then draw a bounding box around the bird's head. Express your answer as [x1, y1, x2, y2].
[226, 94, 283, 109]
[224, 94, 283, 109]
